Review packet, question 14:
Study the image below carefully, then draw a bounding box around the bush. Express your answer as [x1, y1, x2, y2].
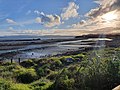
[31, 79, 53, 90]
[54, 60, 62, 67]
[51, 48, 120, 90]
[0, 78, 33, 90]
[20, 60, 35, 68]
[47, 72, 58, 80]
[37, 64, 51, 77]
[15, 68, 38, 84]
[10, 83, 32, 90]
[37, 68, 51, 77]
[0, 78, 11, 90]
[37, 67, 45, 77]
[0, 71, 13, 78]
[52, 78, 75, 90]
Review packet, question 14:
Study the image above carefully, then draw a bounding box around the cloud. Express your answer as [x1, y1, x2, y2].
[6, 19, 16, 24]
[86, 0, 120, 18]
[43, 14, 61, 27]
[72, 20, 86, 28]
[6, 26, 120, 36]
[35, 12, 61, 27]
[8, 27, 15, 32]
[3, 1, 120, 36]
[68, 0, 120, 35]
[34, 10, 45, 16]
[35, 17, 41, 23]
[34, 10, 41, 15]
[61, 2, 79, 20]
[8, 27, 14, 30]
[112, 0, 120, 10]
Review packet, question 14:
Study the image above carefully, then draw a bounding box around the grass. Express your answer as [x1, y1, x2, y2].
[0, 47, 120, 90]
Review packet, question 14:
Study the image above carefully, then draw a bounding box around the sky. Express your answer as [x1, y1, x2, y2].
[0, 0, 120, 36]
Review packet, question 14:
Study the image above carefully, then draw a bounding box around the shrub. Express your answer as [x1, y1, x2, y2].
[47, 72, 58, 80]
[15, 68, 38, 84]
[10, 83, 32, 90]
[2, 62, 12, 66]
[37, 64, 51, 77]
[52, 78, 75, 90]
[20, 60, 35, 68]
[31, 79, 53, 90]
[54, 60, 62, 67]
[1, 71, 13, 78]
[0, 78, 11, 90]
[37, 67, 45, 77]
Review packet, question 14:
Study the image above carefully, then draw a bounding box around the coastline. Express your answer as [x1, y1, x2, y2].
[0, 34, 120, 61]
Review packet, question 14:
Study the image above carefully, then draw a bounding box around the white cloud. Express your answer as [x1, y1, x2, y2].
[35, 17, 41, 23]
[35, 12, 61, 27]
[7, 26, 120, 36]
[3, 0, 120, 36]
[72, 20, 86, 28]
[68, 0, 120, 35]
[44, 14, 61, 27]
[34, 10, 41, 15]
[61, 2, 79, 20]
[86, 0, 120, 18]
[6, 19, 16, 24]
[8, 27, 14, 30]
[34, 10, 45, 16]
[8, 27, 16, 32]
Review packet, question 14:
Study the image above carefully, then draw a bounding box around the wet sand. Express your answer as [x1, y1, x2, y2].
[0, 34, 119, 60]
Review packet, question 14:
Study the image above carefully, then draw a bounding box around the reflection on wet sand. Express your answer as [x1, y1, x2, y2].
[0, 37, 113, 61]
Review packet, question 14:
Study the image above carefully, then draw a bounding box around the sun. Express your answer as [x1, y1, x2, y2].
[102, 11, 118, 22]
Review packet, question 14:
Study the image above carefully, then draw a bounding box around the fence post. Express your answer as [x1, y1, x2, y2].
[18, 58, 21, 64]
[11, 58, 13, 63]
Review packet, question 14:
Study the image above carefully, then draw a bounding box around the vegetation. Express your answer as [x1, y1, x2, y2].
[0, 47, 120, 90]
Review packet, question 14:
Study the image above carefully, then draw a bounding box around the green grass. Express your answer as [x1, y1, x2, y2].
[0, 47, 120, 90]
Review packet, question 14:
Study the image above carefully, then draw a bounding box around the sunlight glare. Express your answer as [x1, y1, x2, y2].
[102, 11, 118, 21]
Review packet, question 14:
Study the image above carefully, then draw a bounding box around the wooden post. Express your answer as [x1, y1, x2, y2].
[18, 58, 21, 64]
[11, 58, 13, 63]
